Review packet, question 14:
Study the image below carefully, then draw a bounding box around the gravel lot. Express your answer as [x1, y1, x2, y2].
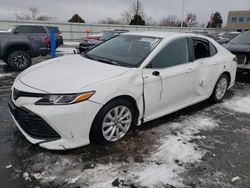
[0, 46, 250, 188]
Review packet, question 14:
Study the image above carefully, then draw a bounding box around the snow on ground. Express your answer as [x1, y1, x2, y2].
[0, 73, 12, 78]
[56, 47, 76, 55]
[0, 60, 5, 66]
[63, 41, 80, 47]
[222, 95, 250, 114]
[26, 115, 218, 187]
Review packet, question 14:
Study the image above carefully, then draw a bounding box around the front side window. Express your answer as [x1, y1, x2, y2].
[150, 38, 189, 69]
[86, 35, 161, 67]
[209, 43, 217, 56]
[15, 26, 46, 33]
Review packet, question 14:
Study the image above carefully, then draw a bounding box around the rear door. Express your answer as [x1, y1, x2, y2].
[15, 25, 48, 49]
[191, 38, 221, 98]
[143, 37, 199, 121]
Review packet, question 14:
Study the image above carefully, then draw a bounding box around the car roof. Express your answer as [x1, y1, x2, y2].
[14, 24, 58, 28]
[121, 31, 208, 40]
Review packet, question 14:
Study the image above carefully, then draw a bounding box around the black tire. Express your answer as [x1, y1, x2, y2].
[7, 50, 31, 71]
[90, 99, 136, 144]
[211, 74, 229, 103]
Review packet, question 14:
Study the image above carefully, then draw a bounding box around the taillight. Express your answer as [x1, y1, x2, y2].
[233, 57, 238, 64]
[44, 36, 50, 47]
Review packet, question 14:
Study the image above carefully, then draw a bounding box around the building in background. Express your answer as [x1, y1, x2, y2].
[227, 10, 250, 31]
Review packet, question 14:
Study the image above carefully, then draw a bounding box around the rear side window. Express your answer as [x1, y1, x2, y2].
[192, 39, 210, 60]
[16, 26, 46, 34]
[150, 38, 189, 69]
[209, 43, 217, 56]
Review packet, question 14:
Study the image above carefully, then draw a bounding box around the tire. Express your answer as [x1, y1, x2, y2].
[90, 99, 136, 144]
[211, 74, 229, 103]
[7, 50, 31, 71]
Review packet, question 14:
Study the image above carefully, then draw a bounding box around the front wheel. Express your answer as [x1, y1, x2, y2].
[211, 74, 229, 102]
[90, 99, 136, 144]
[7, 50, 31, 71]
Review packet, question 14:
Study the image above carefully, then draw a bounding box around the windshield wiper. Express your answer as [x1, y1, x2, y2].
[83, 54, 96, 60]
[96, 58, 120, 66]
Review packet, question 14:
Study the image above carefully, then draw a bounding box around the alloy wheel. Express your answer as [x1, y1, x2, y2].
[102, 106, 132, 142]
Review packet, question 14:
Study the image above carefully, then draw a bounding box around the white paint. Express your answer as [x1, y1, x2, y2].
[11, 32, 236, 150]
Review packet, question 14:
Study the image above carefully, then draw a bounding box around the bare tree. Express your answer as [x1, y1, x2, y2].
[15, 7, 55, 21]
[160, 15, 180, 27]
[185, 13, 198, 27]
[121, 0, 146, 24]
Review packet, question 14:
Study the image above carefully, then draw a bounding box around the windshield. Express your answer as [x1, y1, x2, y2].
[85, 35, 161, 67]
[223, 33, 238, 40]
[100, 32, 116, 41]
[230, 32, 250, 44]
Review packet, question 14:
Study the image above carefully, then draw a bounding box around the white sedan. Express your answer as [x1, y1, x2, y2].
[9, 32, 237, 150]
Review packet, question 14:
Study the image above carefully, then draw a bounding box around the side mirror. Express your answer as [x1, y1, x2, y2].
[13, 30, 19, 34]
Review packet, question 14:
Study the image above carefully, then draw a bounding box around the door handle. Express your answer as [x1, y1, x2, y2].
[152, 71, 160, 76]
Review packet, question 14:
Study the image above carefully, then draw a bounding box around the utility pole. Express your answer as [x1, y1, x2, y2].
[181, 0, 186, 28]
[136, 0, 139, 15]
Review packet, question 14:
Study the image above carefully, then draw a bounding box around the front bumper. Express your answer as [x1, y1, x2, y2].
[9, 84, 103, 150]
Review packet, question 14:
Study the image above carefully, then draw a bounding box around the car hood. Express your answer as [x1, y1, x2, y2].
[19, 55, 130, 93]
[80, 39, 103, 46]
[223, 43, 250, 53]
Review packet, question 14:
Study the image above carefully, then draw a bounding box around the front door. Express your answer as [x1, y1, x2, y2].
[143, 38, 198, 121]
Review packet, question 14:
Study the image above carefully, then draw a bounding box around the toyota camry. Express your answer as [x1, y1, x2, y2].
[9, 32, 237, 150]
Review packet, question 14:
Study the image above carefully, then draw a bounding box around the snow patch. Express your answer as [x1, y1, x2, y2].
[0, 73, 12, 78]
[63, 42, 79, 47]
[28, 115, 218, 187]
[5, 164, 12, 169]
[56, 47, 75, 55]
[23, 172, 31, 181]
[223, 95, 250, 114]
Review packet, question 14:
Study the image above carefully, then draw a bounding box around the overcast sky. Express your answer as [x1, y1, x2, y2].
[1, 0, 250, 25]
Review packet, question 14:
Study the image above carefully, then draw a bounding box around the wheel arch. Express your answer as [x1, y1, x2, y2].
[222, 71, 231, 88]
[4, 43, 33, 58]
[89, 94, 140, 142]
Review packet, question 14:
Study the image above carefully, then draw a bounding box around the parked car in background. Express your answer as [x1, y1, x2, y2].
[0, 24, 64, 70]
[223, 31, 250, 64]
[0, 25, 51, 70]
[46, 26, 64, 47]
[77, 30, 128, 53]
[86, 32, 105, 40]
[217, 32, 240, 44]
[9, 32, 237, 150]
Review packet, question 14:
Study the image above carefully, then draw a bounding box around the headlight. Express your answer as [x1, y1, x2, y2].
[35, 91, 95, 105]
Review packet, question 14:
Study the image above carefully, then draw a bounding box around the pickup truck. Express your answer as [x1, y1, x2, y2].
[0, 25, 63, 71]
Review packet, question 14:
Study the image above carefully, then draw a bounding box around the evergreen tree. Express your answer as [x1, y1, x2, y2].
[68, 14, 85, 23]
[207, 12, 223, 28]
[130, 14, 145, 25]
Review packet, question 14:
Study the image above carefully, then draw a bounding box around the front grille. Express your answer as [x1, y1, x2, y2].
[8, 100, 61, 140]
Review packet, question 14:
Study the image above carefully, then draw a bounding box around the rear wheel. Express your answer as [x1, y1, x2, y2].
[90, 99, 136, 144]
[7, 50, 31, 71]
[211, 74, 229, 102]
